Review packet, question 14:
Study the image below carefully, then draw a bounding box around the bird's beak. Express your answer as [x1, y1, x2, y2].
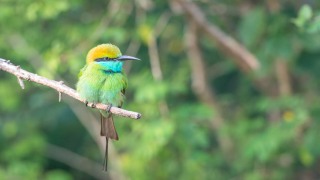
[117, 55, 141, 61]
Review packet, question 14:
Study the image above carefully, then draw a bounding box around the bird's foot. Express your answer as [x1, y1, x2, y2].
[84, 100, 96, 108]
[106, 104, 112, 112]
[91, 103, 96, 108]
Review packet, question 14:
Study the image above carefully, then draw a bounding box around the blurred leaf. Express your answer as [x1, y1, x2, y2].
[292, 5, 313, 28]
[238, 8, 266, 48]
[1, 1, 320, 179]
[138, 24, 153, 44]
[135, 81, 169, 103]
[2, 121, 18, 138]
[299, 148, 314, 166]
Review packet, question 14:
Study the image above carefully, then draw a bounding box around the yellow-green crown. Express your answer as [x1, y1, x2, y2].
[86, 44, 122, 63]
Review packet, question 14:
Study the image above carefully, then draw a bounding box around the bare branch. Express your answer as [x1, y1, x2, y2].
[0, 58, 141, 119]
[46, 144, 109, 180]
[144, 12, 171, 116]
[174, 0, 260, 73]
[275, 59, 292, 96]
[185, 20, 233, 157]
[154, 11, 172, 37]
[148, 37, 163, 81]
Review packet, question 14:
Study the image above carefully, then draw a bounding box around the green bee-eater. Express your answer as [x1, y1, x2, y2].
[76, 43, 140, 171]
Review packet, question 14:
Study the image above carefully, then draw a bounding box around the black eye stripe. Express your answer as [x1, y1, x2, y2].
[95, 57, 118, 62]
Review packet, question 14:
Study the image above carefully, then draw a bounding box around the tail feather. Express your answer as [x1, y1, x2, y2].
[103, 137, 108, 171]
[100, 113, 119, 171]
[106, 114, 119, 140]
[100, 114, 106, 136]
[100, 113, 119, 140]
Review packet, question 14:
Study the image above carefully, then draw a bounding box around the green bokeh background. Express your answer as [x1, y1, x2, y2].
[1, 0, 320, 179]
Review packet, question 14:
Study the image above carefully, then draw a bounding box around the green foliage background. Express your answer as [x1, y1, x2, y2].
[1, 0, 320, 179]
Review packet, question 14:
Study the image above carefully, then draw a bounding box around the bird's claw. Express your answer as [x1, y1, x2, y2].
[106, 104, 112, 112]
[91, 103, 96, 108]
[84, 100, 97, 108]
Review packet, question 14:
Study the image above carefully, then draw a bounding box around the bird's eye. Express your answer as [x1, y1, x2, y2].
[94, 57, 118, 61]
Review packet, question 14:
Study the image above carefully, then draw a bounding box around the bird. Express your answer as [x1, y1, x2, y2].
[76, 43, 140, 171]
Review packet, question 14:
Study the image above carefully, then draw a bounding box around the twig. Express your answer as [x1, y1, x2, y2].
[275, 59, 292, 96]
[58, 81, 64, 102]
[15, 65, 25, 89]
[148, 37, 163, 81]
[0, 58, 141, 119]
[17, 77, 25, 89]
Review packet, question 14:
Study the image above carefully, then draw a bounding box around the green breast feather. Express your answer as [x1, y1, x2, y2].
[76, 63, 127, 106]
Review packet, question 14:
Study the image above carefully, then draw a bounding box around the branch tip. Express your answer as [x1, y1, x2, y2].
[58, 92, 62, 102]
[17, 77, 25, 89]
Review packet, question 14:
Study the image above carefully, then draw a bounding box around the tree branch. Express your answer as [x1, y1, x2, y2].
[0, 58, 141, 119]
[185, 20, 234, 157]
[45, 144, 109, 180]
[275, 59, 292, 96]
[173, 0, 260, 73]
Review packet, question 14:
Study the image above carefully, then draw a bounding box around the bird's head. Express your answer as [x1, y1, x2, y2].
[86, 44, 140, 72]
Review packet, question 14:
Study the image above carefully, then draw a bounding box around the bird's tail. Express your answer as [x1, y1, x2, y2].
[103, 137, 108, 171]
[100, 113, 119, 171]
[100, 113, 119, 140]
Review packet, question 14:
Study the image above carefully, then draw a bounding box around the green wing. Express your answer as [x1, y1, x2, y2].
[119, 72, 128, 108]
[121, 72, 128, 95]
[78, 65, 88, 78]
